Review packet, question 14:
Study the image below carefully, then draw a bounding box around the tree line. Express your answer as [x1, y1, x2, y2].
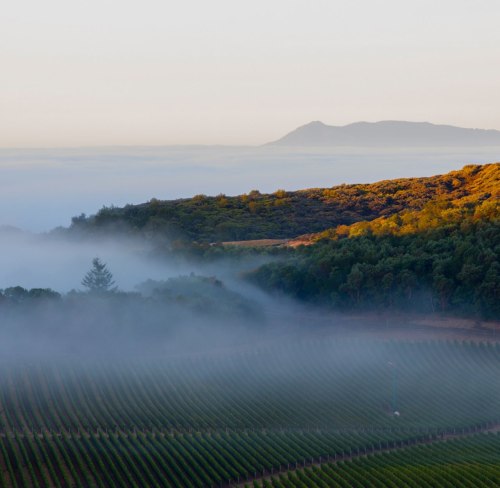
[248, 219, 499, 319]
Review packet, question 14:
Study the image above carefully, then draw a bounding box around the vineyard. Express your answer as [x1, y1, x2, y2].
[248, 433, 500, 487]
[0, 339, 499, 486]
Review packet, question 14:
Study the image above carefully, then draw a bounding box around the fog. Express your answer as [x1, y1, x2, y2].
[1, 145, 499, 231]
[0, 218, 497, 443]
[0, 224, 493, 361]
[0, 229, 189, 292]
[0, 225, 418, 360]
[0, 226, 294, 358]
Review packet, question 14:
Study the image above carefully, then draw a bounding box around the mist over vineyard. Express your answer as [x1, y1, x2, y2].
[0, 164, 498, 486]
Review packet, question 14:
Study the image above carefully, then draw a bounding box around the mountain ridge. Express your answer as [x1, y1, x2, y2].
[268, 120, 500, 146]
[66, 163, 499, 244]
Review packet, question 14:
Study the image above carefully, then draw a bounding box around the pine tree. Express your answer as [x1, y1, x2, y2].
[82, 258, 116, 293]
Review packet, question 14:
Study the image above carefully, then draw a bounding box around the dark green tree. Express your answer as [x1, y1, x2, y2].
[82, 258, 116, 293]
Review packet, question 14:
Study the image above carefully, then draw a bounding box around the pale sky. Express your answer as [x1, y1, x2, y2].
[1, 0, 500, 147]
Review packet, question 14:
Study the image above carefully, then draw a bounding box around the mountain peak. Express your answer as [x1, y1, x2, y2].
[305, 120, 327, 126]
[268, 120, 500, 147]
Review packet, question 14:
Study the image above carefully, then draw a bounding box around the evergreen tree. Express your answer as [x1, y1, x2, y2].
[82, 258, 116, 293]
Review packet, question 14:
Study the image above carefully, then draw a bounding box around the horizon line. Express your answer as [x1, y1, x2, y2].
[2, 119, 500, 150]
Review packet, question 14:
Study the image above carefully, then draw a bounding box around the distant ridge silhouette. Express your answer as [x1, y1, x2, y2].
[268, 120, 500, 146]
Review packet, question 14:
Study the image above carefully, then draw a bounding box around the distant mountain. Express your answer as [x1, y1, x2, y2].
[268, 121, 500, 146]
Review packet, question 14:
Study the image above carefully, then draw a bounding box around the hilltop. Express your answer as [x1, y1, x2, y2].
[68, 163, 499, 245]
[289, 162, 499, 245]
[268, 120, 500, 146]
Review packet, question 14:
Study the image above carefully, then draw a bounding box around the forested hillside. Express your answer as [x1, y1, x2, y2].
[66, 163, 499, 318]
[307, 162, 498, 242]
[68, 164, 498, 243]
[249, 164, 499, 318]
[249, 219, 499, 318]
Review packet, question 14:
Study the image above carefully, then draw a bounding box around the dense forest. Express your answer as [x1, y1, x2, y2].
[248, 219, 499, 318]
[67, 163, 498, 243]
[249, 164, 499, 318]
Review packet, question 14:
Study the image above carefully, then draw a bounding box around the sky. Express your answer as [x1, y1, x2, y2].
[2, 0, 500, 147]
